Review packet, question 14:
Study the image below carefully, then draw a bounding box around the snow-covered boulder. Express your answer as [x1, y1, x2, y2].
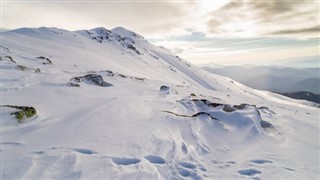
[70, 74, 112, 87]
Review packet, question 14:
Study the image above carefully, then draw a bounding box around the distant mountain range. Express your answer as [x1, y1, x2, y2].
[277, 91, 320, 104]
[269, 56, 319, 68]
[202, 65, 320, 103]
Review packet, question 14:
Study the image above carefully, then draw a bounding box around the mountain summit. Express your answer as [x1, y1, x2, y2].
[1, 27, 319, 179]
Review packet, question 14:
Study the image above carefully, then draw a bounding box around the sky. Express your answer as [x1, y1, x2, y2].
[1, 0, 319, 66]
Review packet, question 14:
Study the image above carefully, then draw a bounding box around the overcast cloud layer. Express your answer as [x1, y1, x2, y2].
[1, 0, 319, 65]
[2, 1, 197, 37]
[207, 0, 319, 37]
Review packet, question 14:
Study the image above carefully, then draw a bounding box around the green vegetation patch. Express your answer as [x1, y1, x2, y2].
[1, 105, 37, 123]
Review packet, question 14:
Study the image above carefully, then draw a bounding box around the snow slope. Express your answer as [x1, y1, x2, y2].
[1, 27, 319, 179]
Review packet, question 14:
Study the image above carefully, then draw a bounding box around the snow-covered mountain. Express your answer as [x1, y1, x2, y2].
[1, 27, 319, 179]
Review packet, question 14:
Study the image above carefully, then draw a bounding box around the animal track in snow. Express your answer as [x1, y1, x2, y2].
[111, 157, 140, 165]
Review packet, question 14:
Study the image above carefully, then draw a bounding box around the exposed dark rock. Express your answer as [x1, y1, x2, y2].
[16, 64, 40, 73]
[168, 66, 176, 72]
[90, 28, 112, 43]
[66, 82, 80, 87]
[175, 56, 182, 61]
[118, 74, 127, 78]
[189, 99, 270, 113]
[71, 76, 81, 83]
[191, 99, 208, 104]
[163, 111, 218, 120]
[4, 56, 16, 63]
[34, 68, 41, 73]
[191, 99, 223, 108]
[103, 70, 115, 77]
[16, 65, 28, 71]
[233, 104, 250, 110]
[223, 105, 236, 112]
[1, 105, 37, 122]
[125, 43, 141, 55]
[163, 111, 191, 118]
[36, 56, 52, 64]
[134, 77, 145, 81]
[100, 69, 145, 81]
[192, 112, 219, 120]
[160, 85, 170, 91]
[92, 37, 102, 43]
[70, 74, 112, 87]
[122, 37, 135, 44]
[210, 103, 223, 107]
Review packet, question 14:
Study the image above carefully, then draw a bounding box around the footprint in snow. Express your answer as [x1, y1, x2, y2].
[177, 166, 203, 179]
[238, 169, 262, 176]
[111, 157, 140, 165]
[178, 161, 207, 172]
[250, 159, 273, 164]
[179, 162, 197, 169]
[212, 160, 236, 168]
[72, 148, 97, 155]
[144, 155, 166, 164]
[178, 168, 192, 177]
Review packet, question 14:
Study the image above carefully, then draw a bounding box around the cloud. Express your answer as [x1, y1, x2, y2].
[206, 0, 320, 37]
[2, 1, 195, 37]
[270, 26, 320, 35]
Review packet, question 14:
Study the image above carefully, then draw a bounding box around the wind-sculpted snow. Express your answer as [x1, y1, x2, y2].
[1, 27, 319, 179]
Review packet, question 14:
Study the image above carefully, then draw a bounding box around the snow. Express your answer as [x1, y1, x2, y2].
[1, 27, 319, 179]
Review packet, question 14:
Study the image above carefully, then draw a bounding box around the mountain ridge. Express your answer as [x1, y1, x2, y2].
[1, 26, 319, 179]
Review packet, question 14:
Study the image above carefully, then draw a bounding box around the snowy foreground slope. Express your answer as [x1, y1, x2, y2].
[1, 27, 319, 179]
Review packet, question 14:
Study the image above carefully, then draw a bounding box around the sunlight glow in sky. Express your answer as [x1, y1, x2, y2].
[1, 0, 319, 66]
